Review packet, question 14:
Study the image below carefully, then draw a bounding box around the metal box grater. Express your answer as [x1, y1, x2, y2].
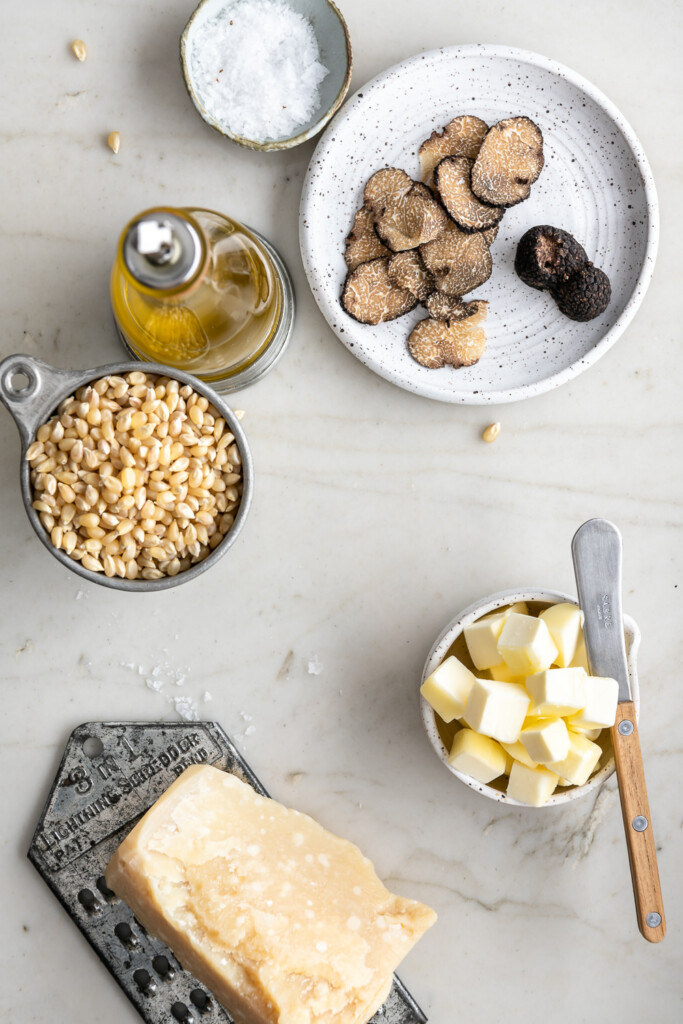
[28, 722, 428, 1024]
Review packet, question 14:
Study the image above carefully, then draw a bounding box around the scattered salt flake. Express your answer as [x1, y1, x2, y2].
[146, 678, 164, 692]
[244, 725, 256, 736]
[240, 711, 252, 721]
[307, 655, 323, 675]
[203, 691, 213, 703]
[188, 0, 328, 143]
[75, 591, 85, 600]
[170, 696, 199, 722]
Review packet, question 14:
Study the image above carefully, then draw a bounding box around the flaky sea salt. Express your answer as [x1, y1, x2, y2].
[188, 0, 328, 142]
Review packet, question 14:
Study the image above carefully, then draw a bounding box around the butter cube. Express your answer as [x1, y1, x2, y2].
[482, 601, 529, 618]
[500, 740, 538, 770]
[507, 762, 559, 806]
[570, 629, 590, 672]
[497, 613, 558, 675]
[520, 717, 570, 764]
[525, 667, 587, 717]
[420, 656, 477, 722]
[448, 729, 507, 784]
[567, 675, 619, 730]
[503, 752, 514, 775]
[464, 613, 508, 670]
[488, 661, 525, 683]
[539, 603, 582, 667]
[547, 731, 602, 786]
[462, 679, 530, 743]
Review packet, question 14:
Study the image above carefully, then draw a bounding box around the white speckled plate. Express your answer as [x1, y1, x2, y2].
[300, 45, 658, 404]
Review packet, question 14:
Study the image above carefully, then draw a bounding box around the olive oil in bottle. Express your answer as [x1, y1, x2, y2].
[111, 207, 294, 391]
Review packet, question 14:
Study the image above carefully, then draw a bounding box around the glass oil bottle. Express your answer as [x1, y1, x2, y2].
[111, 207, 294, 391]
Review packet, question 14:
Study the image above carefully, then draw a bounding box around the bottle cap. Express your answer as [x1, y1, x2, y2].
[122, 211, 204, 290]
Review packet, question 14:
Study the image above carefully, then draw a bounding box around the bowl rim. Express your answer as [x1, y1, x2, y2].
[420, 587, 641, 807]
[0, 354, 253, 593]
[179, 0, 353, 152]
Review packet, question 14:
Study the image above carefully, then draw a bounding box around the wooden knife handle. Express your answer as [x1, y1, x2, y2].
[612, 702, 666, 942]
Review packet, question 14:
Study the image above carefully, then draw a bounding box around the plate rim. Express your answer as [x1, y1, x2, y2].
[299, 43, 660, 405]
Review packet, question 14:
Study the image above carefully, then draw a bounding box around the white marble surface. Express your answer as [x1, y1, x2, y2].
[1, 1, 681, 1021]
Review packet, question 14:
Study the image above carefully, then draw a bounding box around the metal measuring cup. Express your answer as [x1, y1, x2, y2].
[0, 354, 253, 592]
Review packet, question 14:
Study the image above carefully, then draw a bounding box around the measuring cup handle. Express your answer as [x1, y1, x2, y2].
[0, 354, 79, 448]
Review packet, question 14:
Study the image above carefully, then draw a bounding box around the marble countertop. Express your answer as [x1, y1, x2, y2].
[1, 1, 681, 1021]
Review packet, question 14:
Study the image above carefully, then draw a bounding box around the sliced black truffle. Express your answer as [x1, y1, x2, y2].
[515, 225, 587, 291]
[471, 117, 544, 207]
[345, 206, 390, 271]
[425, 293, 488, 324]
[554, 265, 611, 321]
[365, 170, 448, 252]
[387, 251, 434, 301]
[435, 156, 504, 233]
[420, 222, 492, 296]
[341, 257, 417, 324]
[419, 115, 489, 182]
[408, 316, 487, 369]
[482, 224, 499, 246]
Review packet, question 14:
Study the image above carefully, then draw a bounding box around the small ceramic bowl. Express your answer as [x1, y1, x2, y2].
[0, 354, 253, 593]
[420, 588, 641, 807]
[181, 0, 352, 151]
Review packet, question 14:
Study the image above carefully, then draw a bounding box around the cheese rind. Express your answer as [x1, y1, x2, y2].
[567, 675, 619, 730]
[497, 614, 558, 675]
[105, 766, 436, 1024]
[420, 655, 477, 722]
[539, 603, 582, 667]
[462, 679, 530, 743]
[525, 668, 587, 717]
[447, 728, 507, 784]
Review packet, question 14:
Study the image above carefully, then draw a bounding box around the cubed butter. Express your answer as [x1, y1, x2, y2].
[488, 661, 525, 683]
[464, 613, 508, 670]
[462, 679, 530, 743]
[420, 655, 477, 722]
[448, 728, 507, 784]
[525, 667, 587, 717]
[500, 740, 538, 770]
[497, 613, 558, 675]
[482, 601, 529, 618]
[567, 675, 619, 730]
[520, 717, 570, 764]
[503, 752, 514, 775]
[570, 629, 590, 672]
[547, 731, 602, 786]
[507, 762, 559, 806]
[539, 602, 582, 667]
[105, 766, 436, 1024]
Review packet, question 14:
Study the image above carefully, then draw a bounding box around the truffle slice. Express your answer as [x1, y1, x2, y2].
[368, 179, 448, 253]
[419, 116, 489, 182]
[554, 265, 611, 321]
[341, 257, 418, 325]
[364, 167, 414, 209]
[482, 224, 500, 246]
[345, 207, 391, 271]
[471, 117, 544, 207]
[435, 157, 504, 233]
[514, 225, 587, 291]
[387, 251, 434, 301]
[408, 317, 487, 369]
[420, 222, 492, 296]
[425, 293, 488, 324]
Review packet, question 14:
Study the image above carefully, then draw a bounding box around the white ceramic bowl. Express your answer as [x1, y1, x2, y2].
[420, 588, 640, 807]
[301, 44, 658, 403]
[181, 0, 352, 151]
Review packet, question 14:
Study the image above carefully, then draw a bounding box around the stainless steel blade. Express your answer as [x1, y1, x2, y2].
[571, 518, 632, 702]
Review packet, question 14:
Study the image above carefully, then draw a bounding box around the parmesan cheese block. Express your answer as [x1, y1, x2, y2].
[105, 765, 436, 1024]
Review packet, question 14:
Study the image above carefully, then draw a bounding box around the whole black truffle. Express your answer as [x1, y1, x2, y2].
[555, 265, 611, 322]
[515, 225, 587, 291]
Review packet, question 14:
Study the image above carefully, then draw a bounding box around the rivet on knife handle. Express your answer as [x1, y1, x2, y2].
[572, 519, 665, 943]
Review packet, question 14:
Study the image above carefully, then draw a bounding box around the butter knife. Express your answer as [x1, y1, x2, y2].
[572, 518, 665, 943]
